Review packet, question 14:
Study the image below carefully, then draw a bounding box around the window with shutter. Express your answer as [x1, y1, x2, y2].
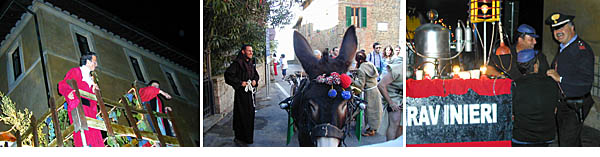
[361, 7, 367, 28]
[347, 6, 367, 28]
[346, 6, 352, 27]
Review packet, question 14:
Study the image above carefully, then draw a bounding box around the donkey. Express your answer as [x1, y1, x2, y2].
[289, 26, 358, 147]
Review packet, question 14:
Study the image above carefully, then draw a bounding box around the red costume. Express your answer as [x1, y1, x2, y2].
[139, 86, 163, 113]
[58, 67, 104, 147]
[139, 86, 172, 136]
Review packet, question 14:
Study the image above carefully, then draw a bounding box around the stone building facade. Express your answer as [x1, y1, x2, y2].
[0, 1, 199, 146]
[297, 0, 401, 53]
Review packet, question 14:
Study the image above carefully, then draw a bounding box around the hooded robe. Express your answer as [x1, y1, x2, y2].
[224, 54, 259, 144]
[354, 62, 382, 131]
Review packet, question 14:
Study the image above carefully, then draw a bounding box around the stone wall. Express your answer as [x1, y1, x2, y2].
[298, 0, 401, 53]
[542, 0, 600, 59]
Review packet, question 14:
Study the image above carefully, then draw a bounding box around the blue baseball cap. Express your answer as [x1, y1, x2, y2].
[517, 49, 538, 63]
[517, 24, 539, 38]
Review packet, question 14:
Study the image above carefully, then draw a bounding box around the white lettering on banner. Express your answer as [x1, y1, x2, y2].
[408, 106, 419, 126]
[469, 104, 480, 124]
[428, 105, 440, 125]
[418, 106, 430, 125]
[443, 105, 449, 124]
[407, 104, 498, 126]
[450, 104, 461, 125]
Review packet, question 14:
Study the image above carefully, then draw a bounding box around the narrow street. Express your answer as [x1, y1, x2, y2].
[203, 62, 391, 147]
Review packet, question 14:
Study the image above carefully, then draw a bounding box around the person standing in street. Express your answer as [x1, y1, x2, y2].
[225, 44, 260, 146]
[378, 57, 403, 141]
[280, 54, 288, 80]
[366, 42, 385, 77]
[353, 51, 382, 137]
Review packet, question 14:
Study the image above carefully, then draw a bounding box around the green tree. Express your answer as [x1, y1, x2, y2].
[203, 0, 301, 76]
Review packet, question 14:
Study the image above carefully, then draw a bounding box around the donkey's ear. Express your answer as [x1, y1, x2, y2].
[293, 31, 320, 79]
[335, 26, 358, 73]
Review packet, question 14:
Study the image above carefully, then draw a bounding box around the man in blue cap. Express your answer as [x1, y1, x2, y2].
[512, 52, 560, 147]
[487, 24, 549, 80]
[545, 12, 594, 147]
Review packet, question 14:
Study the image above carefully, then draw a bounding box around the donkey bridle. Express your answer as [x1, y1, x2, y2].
[292, 79, 359, 146]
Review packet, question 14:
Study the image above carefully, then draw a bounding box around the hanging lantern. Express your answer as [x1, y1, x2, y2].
[470, 0, 501, 23]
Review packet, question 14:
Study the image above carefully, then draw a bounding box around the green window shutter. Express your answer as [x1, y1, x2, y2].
[346, 6, 352, 27]
[361, 7, 367, 28]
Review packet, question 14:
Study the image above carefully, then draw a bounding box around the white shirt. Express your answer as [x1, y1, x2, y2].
[281, 58, 288, 69]
[80, 66, 94, 88]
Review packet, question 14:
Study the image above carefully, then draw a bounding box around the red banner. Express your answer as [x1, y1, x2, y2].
[407, 78, 512, 98]
[407, 140, 511, 147]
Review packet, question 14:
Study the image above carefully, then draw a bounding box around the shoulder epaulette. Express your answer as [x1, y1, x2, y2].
[578, 40, 586, 50]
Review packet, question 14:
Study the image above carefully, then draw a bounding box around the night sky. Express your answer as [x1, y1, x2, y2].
[88, 1, 200, 60]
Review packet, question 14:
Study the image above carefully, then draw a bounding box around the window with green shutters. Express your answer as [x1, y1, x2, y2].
[346, 6, 352, 27]
[361, 7, 367, 28]
[346, 6, 367, 28]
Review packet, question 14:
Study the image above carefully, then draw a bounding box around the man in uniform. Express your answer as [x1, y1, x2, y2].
[487, 24, 549, 80]
[545, 12, 594, 147]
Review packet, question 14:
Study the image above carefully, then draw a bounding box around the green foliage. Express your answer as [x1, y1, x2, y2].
[0, 91, 32, 135]
[267, 0, 302, 29]
[203, 0, 301, 76]
[58, 109, 69, 131]
[37, 122, 47, 146]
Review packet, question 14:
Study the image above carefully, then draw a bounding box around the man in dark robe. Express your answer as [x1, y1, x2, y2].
[225, 44, 259, 146]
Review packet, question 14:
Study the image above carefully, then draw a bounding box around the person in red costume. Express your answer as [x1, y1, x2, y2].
[58, 52, 104, 147]
[139, 80, 173, 136]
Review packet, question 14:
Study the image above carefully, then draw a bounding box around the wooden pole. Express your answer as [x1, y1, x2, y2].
[31, 115, 39, 147]
[15, 105, 21, 147]
[15, 130, 21, 147]
[66, 79, 88, 147]
[133, 83, 166, 146]
[94, 88, 116, 138]
[90, 71, 117, 146]
[122, 97, 143, 142]
[166, 108, 184, 146]
[143, 102, 166, 147]
[48, 97, 63, 147]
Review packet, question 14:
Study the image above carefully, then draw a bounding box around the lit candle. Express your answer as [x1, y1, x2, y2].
[470, 70, 480, 79]
[480, 65, 488, 79]
[452, 65, 461, 79]
[423, 63, 435, 79]
[416, 70, 424, 80]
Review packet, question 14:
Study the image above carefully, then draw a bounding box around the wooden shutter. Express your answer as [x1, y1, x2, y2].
[346, 6, 352, 27]
[361, 7, 367, 28]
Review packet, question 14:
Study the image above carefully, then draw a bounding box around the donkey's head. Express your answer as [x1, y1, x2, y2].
[291, 26, 357, 147]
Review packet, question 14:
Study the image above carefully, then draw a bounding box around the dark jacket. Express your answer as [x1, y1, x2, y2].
[225, 54, 259, 90]
[550, 36, 594, 98]
[512, 73, 559, 142]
